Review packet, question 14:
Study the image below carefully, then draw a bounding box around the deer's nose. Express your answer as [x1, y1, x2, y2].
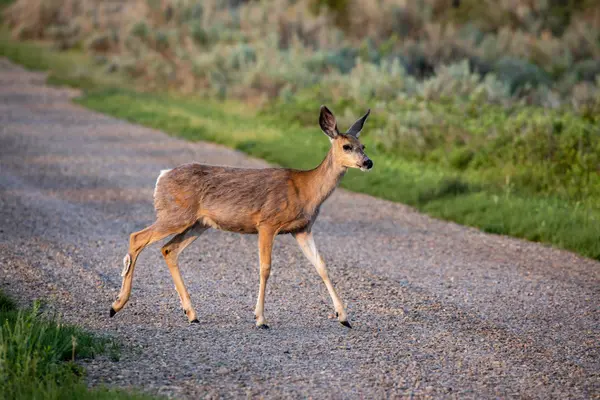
[363, 159, 373, 169]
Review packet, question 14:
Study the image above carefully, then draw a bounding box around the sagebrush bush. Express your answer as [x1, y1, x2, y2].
[493, 57, 552, 94]
[417, 61, 511, 103]
[323, 58, 417, 103]
[5, 0, 598, 108]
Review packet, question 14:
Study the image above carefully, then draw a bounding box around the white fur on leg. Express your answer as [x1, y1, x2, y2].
[121, 254, 131, 277]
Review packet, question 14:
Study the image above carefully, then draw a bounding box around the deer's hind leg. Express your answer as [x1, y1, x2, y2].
[110, 223, 179, 317]
[161, 223, 208, 323]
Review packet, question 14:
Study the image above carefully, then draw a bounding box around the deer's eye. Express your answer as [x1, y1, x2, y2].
[343, 144, 352, 152]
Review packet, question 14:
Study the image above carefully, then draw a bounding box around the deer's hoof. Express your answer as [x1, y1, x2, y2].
[256, 324, 270, 330]
[190, 318, 200, 324]
[340, 320, 352, 329]
[109, 308, 116, 318]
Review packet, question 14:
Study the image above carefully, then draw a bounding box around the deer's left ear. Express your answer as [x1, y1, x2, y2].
[346, 109, 371, 138]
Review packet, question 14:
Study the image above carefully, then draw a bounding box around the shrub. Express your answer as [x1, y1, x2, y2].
[417, 60, 511, 103]
[153, 31, 169, 51]
[323, 58, 417, 104]
[189, 21, 209, 46]
[493, 57, 552, 94]
[7, 0, 597, 109]
[573, 60, 600, 83]
[86, 33, 112, 52]
[227, 44, 256, 70]
[131, 21, 149, 39]
[570, 79, 600, 113]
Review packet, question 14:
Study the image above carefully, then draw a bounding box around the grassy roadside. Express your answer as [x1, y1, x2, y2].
[0, 290, 154, 399]
[0, 32, 598, 260]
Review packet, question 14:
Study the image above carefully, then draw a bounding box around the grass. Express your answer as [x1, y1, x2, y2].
[0, 30, 598, 261]
[0, 290, 156, 400]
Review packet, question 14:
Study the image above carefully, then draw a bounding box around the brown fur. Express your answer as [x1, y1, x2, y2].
[110, 106, 372, 327]
[153, 149, 346, 236]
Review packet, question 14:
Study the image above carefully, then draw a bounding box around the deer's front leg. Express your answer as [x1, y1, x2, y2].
[294, 231, 350, 328]
[255, 228, 275, 328]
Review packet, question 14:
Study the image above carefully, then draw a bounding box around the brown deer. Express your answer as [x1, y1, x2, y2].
[110, 106, 372, 328]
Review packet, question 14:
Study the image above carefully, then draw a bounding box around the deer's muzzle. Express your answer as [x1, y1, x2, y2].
[361, 158, 373, 171]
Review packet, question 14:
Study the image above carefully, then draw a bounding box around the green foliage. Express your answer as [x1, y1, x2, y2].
[573, 60, 600, 83]
[418, 61, 511, 102]
[448, 147, 475, 170]
[86, 33, 112, 52]
[227, 44, 255, 69]
[131, 22, 149, 40]
[153, 31, 169, 51]
[4, 0, 598, 109]
[494, 57, 552, 94]
[0, 291, 154, 400]
[308, 0, 351, 27]
[0, 0, 15, 9]
[189, 21, 208, 46]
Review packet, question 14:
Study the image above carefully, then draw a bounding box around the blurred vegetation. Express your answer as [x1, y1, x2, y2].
[3, 0, 599, 104]
[0, 1, 597, 99]
[0, 290, 156, 399]
[0, 0, 599, 259]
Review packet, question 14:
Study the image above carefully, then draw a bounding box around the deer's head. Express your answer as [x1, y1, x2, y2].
[319, 105, 373, 171]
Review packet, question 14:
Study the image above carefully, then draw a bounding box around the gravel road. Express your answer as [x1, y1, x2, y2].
[0, 58, 598, 399]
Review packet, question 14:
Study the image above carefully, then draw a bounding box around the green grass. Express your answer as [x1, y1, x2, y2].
[0, 290, 156, 400]
[0, 31, 598, 261]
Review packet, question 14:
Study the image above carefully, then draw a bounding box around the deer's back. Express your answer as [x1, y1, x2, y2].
[154, 163, 310, 234]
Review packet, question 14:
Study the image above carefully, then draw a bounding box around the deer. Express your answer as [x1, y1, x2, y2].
[109, 105, 373, 329]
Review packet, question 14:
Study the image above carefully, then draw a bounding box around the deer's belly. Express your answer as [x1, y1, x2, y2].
[198, 204, 313, 235]
[278, 218, 310, 234]
[198, 214, 311, 235]
[199, 215, 259, 234]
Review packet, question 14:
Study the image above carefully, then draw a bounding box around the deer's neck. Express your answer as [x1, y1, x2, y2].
[301, 148, 346, 212]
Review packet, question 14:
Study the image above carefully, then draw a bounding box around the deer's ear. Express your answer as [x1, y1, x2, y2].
[319, 105, 339, 139]
[346, 109, 370, 138]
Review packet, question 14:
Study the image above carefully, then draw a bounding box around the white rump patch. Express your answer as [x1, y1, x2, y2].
[121, 254, 131, 277]
[154, 169, 171, 198]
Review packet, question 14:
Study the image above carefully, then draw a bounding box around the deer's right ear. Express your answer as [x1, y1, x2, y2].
[319, 105, 339, 139]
